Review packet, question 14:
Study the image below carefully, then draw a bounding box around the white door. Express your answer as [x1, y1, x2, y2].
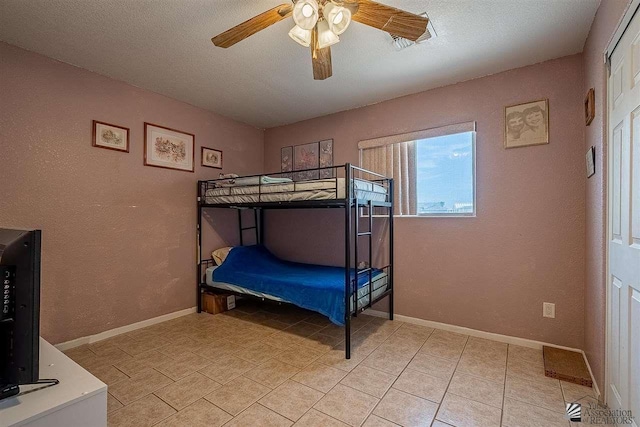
[607, 6, 640, 422]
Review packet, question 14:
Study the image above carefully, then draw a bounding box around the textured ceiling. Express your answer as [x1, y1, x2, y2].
[0, 0, 599, 128]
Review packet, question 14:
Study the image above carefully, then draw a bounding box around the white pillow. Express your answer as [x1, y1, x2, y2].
[219, 173, 239, 179]
[212, 247, 233, 265]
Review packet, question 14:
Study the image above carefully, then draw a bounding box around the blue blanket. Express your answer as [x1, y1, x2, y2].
[212, 245, 380, 325]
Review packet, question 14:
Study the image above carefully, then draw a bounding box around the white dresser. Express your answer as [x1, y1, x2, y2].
[0, 338, 107, 427]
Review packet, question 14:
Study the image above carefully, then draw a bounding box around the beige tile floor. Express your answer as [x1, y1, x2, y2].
[64, 300, 598, 427]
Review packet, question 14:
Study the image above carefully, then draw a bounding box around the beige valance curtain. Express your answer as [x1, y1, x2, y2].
[361, 141, 417, 216]
[358, 122, 476, 150]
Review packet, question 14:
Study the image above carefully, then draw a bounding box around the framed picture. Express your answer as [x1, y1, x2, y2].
[585, 88, 595, 126]
[92, 120, 129, 152]
[586, 146, 595, 178]
[294, 142, 320, 181]
[504, 99, 549, 149]
[144, 123, 194, 172]
[319, 139, 334, 178]
[202, 147, 223, 169]
[281, 146, 293, 179]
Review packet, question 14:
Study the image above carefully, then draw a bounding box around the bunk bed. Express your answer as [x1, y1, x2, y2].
[196, 163, 394, 359]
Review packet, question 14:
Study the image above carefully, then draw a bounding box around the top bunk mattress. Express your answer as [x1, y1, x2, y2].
[204, 177, 387, 204]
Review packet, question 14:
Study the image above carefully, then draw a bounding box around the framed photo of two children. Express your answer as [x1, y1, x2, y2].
[504, 99, 549, 149]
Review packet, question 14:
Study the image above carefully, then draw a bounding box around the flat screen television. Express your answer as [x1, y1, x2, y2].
[0, 228, 41, 399]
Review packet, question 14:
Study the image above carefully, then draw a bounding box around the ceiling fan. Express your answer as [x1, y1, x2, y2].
[211, 0, 430, 80]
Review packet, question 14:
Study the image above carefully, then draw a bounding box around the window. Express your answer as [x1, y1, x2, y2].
[416, 132, 475, 216]
[359, 122, 476, 217]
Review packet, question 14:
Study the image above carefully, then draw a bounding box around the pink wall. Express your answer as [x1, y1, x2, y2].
[264, 55, 587, 349]
[0, 43, 264, 344]
[582, 0, 631, 391]
[1, 9, 622, 358]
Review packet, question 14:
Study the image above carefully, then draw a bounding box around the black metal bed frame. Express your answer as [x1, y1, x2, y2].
[196, 163, 394, 359]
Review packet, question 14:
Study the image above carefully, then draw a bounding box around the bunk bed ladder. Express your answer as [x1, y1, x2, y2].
[237, 208, 262, 246]
[354, 200, 375, 314]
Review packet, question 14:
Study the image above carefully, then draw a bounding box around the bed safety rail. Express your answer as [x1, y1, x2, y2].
[197, 164, 392, 208]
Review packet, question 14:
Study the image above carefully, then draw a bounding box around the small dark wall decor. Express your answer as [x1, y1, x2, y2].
[585, 88, 595, 126]
[202, 147, 223, 169]
[586, 146, 595, 178]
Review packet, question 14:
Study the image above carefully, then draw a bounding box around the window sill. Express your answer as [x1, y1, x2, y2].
[398, 214, 476, 218]
[371, 214, 477, 218]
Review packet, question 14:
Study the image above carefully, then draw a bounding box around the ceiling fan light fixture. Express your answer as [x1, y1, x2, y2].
[316, 19, 340, 49]
[302, 4, 314, 17]
[292, 0, 319, 30]
[288, 25, 311, 47]
[322, 3, 351, 35]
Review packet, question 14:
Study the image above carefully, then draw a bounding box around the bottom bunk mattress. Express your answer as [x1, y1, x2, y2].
[206, 245, 387, 325]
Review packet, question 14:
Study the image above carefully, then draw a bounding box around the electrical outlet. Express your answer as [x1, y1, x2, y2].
[543, 302, 556, 318]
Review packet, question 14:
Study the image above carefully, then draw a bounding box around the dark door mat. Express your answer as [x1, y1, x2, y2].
[543, 346, 592, 387]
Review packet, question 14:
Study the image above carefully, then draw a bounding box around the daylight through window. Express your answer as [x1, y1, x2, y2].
[416, 131, 475, 216]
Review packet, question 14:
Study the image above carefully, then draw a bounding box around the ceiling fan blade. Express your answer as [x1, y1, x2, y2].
[212, 4, 293, 48]
[311, 26, 332, 80]
[349, 0, 428, 42]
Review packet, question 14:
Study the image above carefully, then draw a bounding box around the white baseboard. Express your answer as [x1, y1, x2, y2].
[581, 350, 601, 400]
[364, 309, 600, 397]
[55, 307, 197, 351]
[364, 309, 581, 350]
